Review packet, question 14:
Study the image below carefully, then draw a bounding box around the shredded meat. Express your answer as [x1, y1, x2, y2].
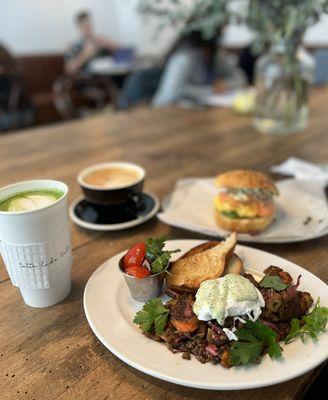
[259, 319, 290, 340]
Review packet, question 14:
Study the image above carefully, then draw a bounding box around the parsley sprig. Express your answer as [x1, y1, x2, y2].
[259, 275, 288, 291]
[146, 237, 180, 274]
[285, 298, 328, 344]
[133, 298, 169, 334]
[229, 321, 282, 366]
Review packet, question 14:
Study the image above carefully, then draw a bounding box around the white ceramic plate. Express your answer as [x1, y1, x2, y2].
[84, 240, 328, 390]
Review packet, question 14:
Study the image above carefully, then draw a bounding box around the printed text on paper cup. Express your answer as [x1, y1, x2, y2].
[19, 246, 70, 269]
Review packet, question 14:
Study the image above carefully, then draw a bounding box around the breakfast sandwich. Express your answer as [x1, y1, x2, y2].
[213, 170, 279, 233]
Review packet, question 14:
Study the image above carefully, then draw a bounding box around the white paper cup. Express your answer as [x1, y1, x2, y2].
[0, 180, 72, 307]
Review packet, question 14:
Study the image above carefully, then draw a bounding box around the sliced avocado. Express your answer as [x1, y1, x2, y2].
[221, 211, 239, 219]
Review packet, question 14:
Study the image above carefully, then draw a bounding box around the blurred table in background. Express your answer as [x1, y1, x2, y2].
[88, 56, 135, 76]
[0, 87, 327, 400]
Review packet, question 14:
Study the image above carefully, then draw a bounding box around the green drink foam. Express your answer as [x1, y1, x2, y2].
[0, 189, 64, 212]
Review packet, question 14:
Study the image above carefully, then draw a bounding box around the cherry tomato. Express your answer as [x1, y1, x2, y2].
[125, 265, 151, 279]
[124, 242, 146, 269]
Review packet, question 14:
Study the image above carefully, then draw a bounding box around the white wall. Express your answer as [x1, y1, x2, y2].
[1, 0, 328, 56]
[223, 15, 328, 47]
[0, 0, 174, 55]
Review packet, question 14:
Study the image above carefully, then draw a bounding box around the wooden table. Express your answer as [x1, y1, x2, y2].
[1, 88, 327, 400]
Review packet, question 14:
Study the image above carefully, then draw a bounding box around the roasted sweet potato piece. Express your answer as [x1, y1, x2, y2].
[171, 319, 199, 333]
[170, 294, 199, 333]
[219, 347, 231, 368]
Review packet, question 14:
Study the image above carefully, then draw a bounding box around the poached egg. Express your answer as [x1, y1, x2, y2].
[193, 274, 265, 326]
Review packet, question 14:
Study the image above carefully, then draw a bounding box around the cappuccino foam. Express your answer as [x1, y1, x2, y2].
[83, 166, 141, 188]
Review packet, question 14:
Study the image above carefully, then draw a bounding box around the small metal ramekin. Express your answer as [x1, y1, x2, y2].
[119, 257, 165, 302]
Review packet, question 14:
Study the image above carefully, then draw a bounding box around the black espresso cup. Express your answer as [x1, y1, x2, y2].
[78, 162, 145, 206]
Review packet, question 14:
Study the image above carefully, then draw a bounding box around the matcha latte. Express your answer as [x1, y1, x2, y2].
[0, 189, 64, 212]
[0, 179, 71, 307]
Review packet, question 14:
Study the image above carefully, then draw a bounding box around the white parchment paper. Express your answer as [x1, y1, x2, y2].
[158, 178, 328, 243]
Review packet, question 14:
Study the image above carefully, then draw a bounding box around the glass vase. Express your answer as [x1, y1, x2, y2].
[253, 43, 314, 134]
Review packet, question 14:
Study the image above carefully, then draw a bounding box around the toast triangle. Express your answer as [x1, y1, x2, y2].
[167, 233, 237, 292]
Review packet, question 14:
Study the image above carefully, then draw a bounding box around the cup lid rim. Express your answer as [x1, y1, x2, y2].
[0, 179, 68, 215]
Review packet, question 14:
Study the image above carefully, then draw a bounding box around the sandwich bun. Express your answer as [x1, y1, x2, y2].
[215, 170, 279, 195]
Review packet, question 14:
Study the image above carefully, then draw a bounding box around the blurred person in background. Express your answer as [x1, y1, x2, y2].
[118, 28, 245, 109]
[238, 45, 258, 85]
[54, 11, 120, 120]
[65, 10, 118, 75]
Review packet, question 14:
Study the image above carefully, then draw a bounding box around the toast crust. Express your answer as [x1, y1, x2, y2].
[215, 170, 279, 195]
[181, 244, 243, 275]
[179, 241, 220, 259]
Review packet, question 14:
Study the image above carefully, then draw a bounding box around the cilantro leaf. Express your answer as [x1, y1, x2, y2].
[230, 321, 282, 366]
[235, 329, 259, 343]
[151, 252, 171, 274]
[267, 339, 283, 359]
[133, 311, 153, 332]
[259, 275, 288, 291]
[154, 313, 169, 334]
[133, 298, 169, 334]
[285, 298, 328, 344]
[229, 342, 262, 366]
[146, 236, 180, 274]
[146, 237, 166, 259]
[284, 318, 300, 344]
[242, 321, 282, 359]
